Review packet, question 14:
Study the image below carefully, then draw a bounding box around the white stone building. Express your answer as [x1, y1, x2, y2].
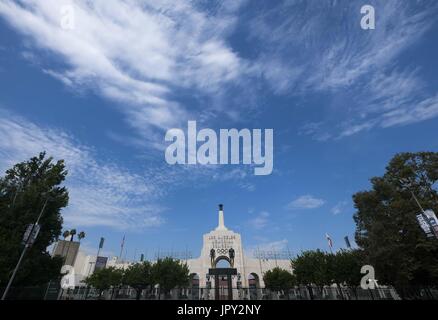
[186, 204, 292, 291]
[65, 204, 292, 292]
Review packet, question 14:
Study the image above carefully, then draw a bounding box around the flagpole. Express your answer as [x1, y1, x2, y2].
[119, 235, 125, 262]
[326, 233, 333, 254]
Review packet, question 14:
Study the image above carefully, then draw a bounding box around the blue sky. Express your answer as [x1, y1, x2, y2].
[1, 0, 438, 260]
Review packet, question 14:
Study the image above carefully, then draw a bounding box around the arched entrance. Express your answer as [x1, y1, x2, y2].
[214, 256, 231, 268]
[214, 257, 232, 299]
[208, 252, 237, 300]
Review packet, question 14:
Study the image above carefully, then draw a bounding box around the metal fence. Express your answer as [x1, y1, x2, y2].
[57, 286, 435, 300]
[3, 285, 438, 300]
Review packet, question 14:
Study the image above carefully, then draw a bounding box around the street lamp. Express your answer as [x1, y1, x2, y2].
[1, 195, 51, 300]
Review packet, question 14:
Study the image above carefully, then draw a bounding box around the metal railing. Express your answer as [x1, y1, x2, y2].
[2, 285, 438, 300]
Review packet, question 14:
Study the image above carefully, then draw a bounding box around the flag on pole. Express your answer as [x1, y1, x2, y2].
[325, 233, 333, 250]
[119, 235, 125, 259]
[121, 235, 125, 248]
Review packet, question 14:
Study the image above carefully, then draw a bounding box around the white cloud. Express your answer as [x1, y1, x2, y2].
[251, 1, 436, 92]
[211, 167, 256, 191]
[0, 111, 261, 228]
[248, 211, 270, 230]
[0, 0, 244, 141]
[0, 111, 166, 230]
[246, 239, 289, 258]
[380, 94, 438, 128]
[286, 195, 325, 210]
[248, 1, 438, 138]
[330, 201, 349, 216]
[338, 68, 438, 137]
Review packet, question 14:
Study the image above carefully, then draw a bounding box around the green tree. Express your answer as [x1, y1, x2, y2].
[353, 152, 438, 295]
[332, 249, 364, 287]
[77, 231, 85, 242]
[69, 229, 76, 242]
[123, 261, 152, 300]
[263, 267, 296, 293]
[331, 249, 365, 299]
[84, 267, 123, 299]
[293, 250, 330, 285]
[292, 249, 365, 299]
[292, 250, 332, 299]
[151, 258, 190, 299]
[0, 152, 68, 289]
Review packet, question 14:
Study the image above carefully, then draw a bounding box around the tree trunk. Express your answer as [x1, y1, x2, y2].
[136, 289, 141, 300]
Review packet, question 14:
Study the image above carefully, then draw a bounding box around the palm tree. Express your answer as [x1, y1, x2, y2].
[69, 229, 77, 242]
[78, 231, 86, 242]
[62, 230, 70, 240]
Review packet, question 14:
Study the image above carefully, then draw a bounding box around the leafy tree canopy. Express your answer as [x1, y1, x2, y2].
[292, 249, 364, 288]
[293, 250, 331, 287]
[84, 267, 123, 294]
[353, 152, 438, 288]
[0, 152, 68, 287]
[151, 258, 190, 294]
[123, 261, 152, 299]
[263, 267, 296, 291]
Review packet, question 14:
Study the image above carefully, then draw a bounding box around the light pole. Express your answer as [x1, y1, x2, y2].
[1, 197, 49, 300]
[399, 178, 425, 212]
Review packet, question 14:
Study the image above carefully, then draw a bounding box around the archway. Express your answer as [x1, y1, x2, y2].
[215, 257, 232, 299]
[214, 256, 231, 268]
[210, 255, 236, 300]
[248, 273, 260, 300]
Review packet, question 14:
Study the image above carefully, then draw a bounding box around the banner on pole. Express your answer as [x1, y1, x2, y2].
[99, 237, 105, 249]
[95, 256, 108, 271]
[22, 223, 40, 246]
[417, 212, 435, 238]
[424, 210, 438, 238]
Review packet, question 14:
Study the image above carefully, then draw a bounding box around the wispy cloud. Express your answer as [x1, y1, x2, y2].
[248, 211, 270, 230]
[286, 195, 325, 210]
[249, 1, 436, 92]
[3, 0, 436, 143]
[330, 200, 349, 215]
[0, 0, 245, 143]
[246, 239, 289, 258]
[338, 68, 438, 137]
[0, 111, 166, 229]
[246, 0, 438, 138]
[211, 167, 256, 191]
[0, 110, 261, 229]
